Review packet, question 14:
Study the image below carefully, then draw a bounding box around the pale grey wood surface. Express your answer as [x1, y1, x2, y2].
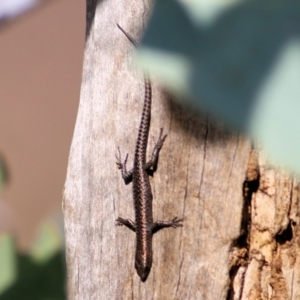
[63, 1, 254, 299]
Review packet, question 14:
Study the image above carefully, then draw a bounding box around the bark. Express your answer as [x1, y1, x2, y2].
[229, 150, 300, 300]
[63, 1, 300, 299]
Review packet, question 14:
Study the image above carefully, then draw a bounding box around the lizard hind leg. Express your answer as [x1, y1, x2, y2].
[115, 147, 133, 184]
[145, 128, 167, 174]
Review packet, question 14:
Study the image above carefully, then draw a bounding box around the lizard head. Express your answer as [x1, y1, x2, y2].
[135, 252, 152, 282]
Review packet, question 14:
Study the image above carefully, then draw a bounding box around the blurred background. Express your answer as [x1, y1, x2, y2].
[2, 0, 298, 298]
[0, 0, 85, 251]
[0, 1, 85, 297]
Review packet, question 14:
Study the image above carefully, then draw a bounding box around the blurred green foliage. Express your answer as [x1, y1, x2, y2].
[0, 144, 65, 299]
[0, 223, 65, 300]
[0, 146, 65, 300]
[0, 156, 9, 193]
[0, 250, 65, 300]
[136, 0, 300, 173]
[0, 235, 16, 295]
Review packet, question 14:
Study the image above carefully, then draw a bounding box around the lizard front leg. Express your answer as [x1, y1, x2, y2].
[152, 217, 183, 234]
[116, 217, 136, 232]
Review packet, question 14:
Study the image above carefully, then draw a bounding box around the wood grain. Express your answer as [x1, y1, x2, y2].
[62, 1, 300, 299]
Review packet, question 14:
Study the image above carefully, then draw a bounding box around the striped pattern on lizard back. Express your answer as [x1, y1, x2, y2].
[115, 24, 183, 282]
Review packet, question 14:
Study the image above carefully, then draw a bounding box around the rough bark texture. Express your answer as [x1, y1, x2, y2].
[63, 1, 300, 299]
[228, 149, 300, 300]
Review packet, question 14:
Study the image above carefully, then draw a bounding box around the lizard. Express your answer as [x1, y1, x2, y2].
[115, 24, 183, 282]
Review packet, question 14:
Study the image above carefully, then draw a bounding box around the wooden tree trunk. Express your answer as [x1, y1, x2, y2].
[63, 1, 300, 299]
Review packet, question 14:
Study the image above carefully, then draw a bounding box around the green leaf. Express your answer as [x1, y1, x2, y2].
[136, 0, 300, 173]
[30, 220, 63, 263]
[251, 40, 300, 171]
[1, 252, 66, 300]
[0, 220, 65, 300]
[0, 156, 9, 192]
[0, 234, 17, 295]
